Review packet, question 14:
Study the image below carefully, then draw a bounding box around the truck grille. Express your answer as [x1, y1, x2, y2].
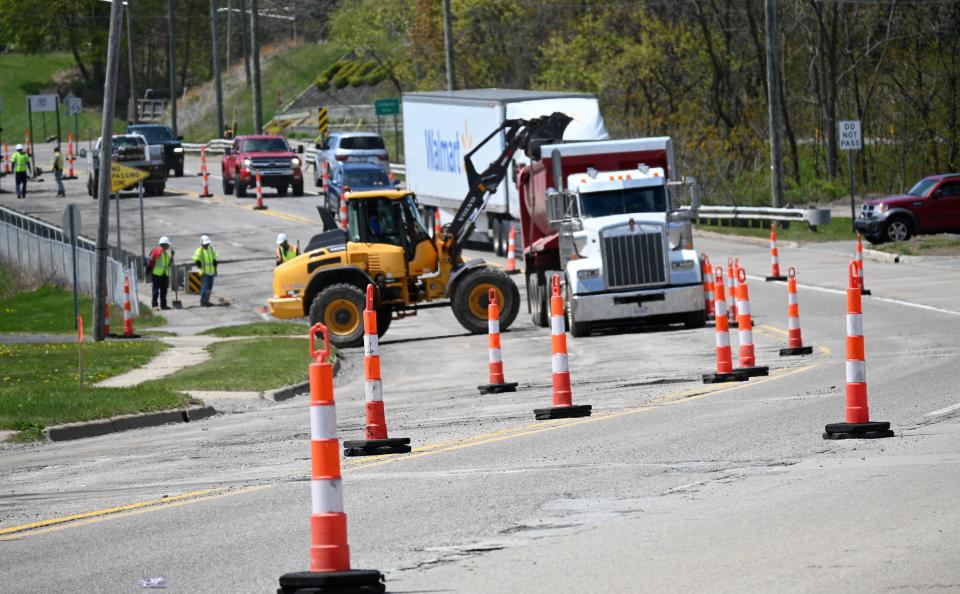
[250, 158, 291, 170]
[601, 227, 666, 289]
[860, 203, 875, 219]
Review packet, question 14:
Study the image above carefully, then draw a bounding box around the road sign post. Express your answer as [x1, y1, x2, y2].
[375, 99, 400, 167]
[839, 120, 862, 232]
[68, 98, 81, 165]
[108, 162, 149, 264]
[62, 204, 81, 329]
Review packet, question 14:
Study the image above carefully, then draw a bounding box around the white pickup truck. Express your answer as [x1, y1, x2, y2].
[86, 134, 168, 198]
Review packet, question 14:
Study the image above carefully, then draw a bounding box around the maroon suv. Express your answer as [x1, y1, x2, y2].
[855, 173, 960, 243]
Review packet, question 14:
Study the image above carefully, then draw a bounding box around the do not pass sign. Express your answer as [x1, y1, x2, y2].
[839, 120, 861, 151]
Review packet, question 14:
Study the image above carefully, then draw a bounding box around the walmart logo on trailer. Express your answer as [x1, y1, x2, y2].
[424, 130, 461, 173]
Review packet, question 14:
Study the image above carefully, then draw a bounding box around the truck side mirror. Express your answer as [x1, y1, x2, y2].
[297, 145, 305, 154]
[79, 148, 87, 158]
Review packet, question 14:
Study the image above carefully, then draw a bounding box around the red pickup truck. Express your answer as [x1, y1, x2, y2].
[221, 135, 305, 197]
[855, 173, 960, 243]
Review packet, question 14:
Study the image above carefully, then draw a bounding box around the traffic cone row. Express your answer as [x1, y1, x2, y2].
[342, 285, 411, 457]
[199, 146, 213, 197]
[253, 172, 267, 210]
[734, 268, 768, 377]
[504, 225, 519, 275]
[703, 268, 748, 383]
[277, 322, 386, 594]
[534, 274, 592, 420]
[765, 223, 786, 281]
[700, 254, 715, 319]
[478, 288, 518, 394]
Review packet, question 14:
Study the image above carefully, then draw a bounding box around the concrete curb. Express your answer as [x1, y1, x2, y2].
[693, 228, 800, 249]
[45, 405, 217, 442]
[862, 248, 901, 264]
[263, 357, 341, 402]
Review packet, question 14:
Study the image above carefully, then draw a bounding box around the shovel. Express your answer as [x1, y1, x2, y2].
[171, 255, 183, 309]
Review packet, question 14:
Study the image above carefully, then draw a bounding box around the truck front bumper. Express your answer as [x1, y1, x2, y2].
[571, 284, 704, 323]
[267, 296, 303, 319]
[853, 217, 883, 236]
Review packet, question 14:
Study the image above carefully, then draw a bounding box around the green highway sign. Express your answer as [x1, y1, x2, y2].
[375, 98, 400, 116]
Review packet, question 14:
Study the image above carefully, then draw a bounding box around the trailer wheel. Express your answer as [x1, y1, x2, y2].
[451, 268, 520, 334]
[565, 285, 591, 337]
[308, 283, 366, 348]
[527, 272, 547, 327]
[683, 309, 707, 329]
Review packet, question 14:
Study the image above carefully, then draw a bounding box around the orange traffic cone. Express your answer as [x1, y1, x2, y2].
[321, 161, 329, 193]
[734, 267, 768, 376]
[726, 257, 738, 328]
[703, 267, 748, 383]
[478, 288, 518, 394]
[253, 172, 267, 210]
[120, 274, 140, 339]
[779, 267, 813, 356]
[855, 234, 871, 295]
[534, 274, 592, 420]
[277, 323, 386, 593]
[504, 225, 520, 275]
[343, 285, 411, 457]
[433, 210, 441, 239]
[65, 133, 77, 180]
[339, 192, 348, 230]
[2, 144, 9, 175]
[103, 302, 112, 337]
[765, 223, 787, 281]
[199, 146, 213, 197]
[700, 254, 715, 319]
[823, 261, 893, 440]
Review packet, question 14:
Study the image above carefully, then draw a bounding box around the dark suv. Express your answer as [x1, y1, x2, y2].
[127, 124, 184, 177]
[855, 173, 960, 243]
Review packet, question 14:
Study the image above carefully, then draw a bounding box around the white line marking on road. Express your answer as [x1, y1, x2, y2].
[927, 402, 960, 416]
[747, 274, 960, 318]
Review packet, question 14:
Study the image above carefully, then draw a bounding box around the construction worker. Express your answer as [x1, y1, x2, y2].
[51, 146, 65, 197]
[147, 236, 174, 310]
[11, 144, 30, 199]
[275, 233, 298, 266]
[223, 125, 234, 139]
[192, 235, 218, 307]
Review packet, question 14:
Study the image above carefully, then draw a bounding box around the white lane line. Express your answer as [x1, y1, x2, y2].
[927, 402, 960, 416]
[746, 274, 960, 318]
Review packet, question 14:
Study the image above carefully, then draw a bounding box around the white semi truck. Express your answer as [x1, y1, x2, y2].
[402, 89, 608, 255]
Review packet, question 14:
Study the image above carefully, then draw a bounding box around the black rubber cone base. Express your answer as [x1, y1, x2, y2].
[780, 345, 814, 356]
[478, 381, 518, 395]
[823, 421, 894, 440]
[343, 437, 411, 457]
[199, 192, 213, 198]
[862, 289, 872, 296]
[505, 269, 521, 276]
[114, 333, 141, 339]
[278, 569, 385, 594]
[736, 365, 769, 377]
[702, 370, 749, 384]
[253, 205, 268, 210]
[765, 275, 787, 282]
[534, 404, 592, 420]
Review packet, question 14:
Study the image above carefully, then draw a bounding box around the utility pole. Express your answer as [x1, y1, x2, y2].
[764, 0, 784, 208]
[167, 0, 178, 136]
[94, 0, 124, 342]
[240, 0, 252, 89]
[442, 0, 456, 91]
[250, 0, 263, 132]
[225, 0, 233, 68]
[125, 2, 136, 123]
[210, 0, 225, 136]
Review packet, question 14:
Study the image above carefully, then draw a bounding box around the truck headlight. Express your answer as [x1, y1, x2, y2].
[242, 158, 252, 168]
[875, 203, 888, 213]
[577, 269, 600, 280]
[671, 260, 695, 271]
[572, 231, 588, 255]
[173, 147, 183, 153]
[291, 157, 301, 167]
[668, 228, 682, 250]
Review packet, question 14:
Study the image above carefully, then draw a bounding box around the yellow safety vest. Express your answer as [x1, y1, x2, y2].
[193, 246, 218, 275]
[276, 245, 297, 263]
[11, 152, 29, 173]
[152, 250, 170, 277]
[52, 153, 63, 171]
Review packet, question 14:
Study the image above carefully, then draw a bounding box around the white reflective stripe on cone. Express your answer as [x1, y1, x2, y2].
[311, 479, 344, 514]
[771, 255, 778, 264]
[489, 348, 502, 363]
[365, 379, 382, 402]
[788, 317, 800, 329]
[716, 331, 730, 347]
[707, 291, 714, 301]
[364, 334, 379, 357]
[124, 310, 132, 320]
[488, 319, 500, 334]
[736, 300, 750, 316]
[551, 315, 565, 335]
[715, 300, 727, 316]
[846, 313, 863, 337]
[846, 360, 866, 383]
[552, 353, 569, 373]
[788, 293, 798, 305]
[738, 329, 753, 345]
[310, 404, 337, 440]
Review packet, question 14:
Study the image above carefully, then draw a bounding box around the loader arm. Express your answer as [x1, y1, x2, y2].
[445, 112, 572, 259]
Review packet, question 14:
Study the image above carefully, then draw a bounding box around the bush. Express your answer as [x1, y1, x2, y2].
[333, 74, 350, 89]
[363, 67, 387, 86]
[315, 75, 330, 90]
[348, 74, 365, 87]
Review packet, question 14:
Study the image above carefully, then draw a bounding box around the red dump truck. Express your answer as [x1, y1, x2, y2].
[517, 137, 704, 336]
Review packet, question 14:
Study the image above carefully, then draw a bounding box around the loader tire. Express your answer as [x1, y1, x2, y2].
[451, 268, 520, 335]
[309, 283, 366, 348]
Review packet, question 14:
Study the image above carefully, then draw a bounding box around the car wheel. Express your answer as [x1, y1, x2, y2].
[451, 268, 521, 335]
[308, 283, 367, 348]
[234, 173, 246, 198]
[292, 181, 304, 197]
[277, 184, 288, 197]
[683, 309, 707, 329]
[527, 272, 547, 327]
[884, 218, 912, 242]
[174, 166, 184, 177]
[222, 175, 233, 195]
[492, 219, 505, 256]
[565, 284, 590, 337]
[88, 175, 96, 198]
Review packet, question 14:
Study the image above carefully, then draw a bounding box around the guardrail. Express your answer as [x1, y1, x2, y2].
[685, 205, 831, 230]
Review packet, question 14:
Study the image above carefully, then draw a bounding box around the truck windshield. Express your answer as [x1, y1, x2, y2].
[113, 136, 145, 149]
[579, 186, 667, 218]
[341, 136, 385, 150]
[132, 127, 173, 142]
[243, 138, 289, 152]
[907, 178, 937, 197]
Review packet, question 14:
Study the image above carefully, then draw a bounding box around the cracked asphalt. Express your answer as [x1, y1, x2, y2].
[1, 146, 959, 592]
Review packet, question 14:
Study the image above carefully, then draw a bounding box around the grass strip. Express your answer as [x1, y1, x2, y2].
[200, 322, 310, 337]
[0, 285, 165, 335]
[696, 217, 856, 242]
[870, 236, 960, 257]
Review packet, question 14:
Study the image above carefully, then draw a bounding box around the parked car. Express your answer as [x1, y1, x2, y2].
[855, 173, 960, 243]
[87, 134, 168, 198]
[127, 124, 184, 176]
[323, 161, 394, 212]
[221, 135, 305, 197]
[314, 132, 389, 186]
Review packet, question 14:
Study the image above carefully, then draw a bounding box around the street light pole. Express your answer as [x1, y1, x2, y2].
[126, 2, 136, 122]
[442, 0, 456, 91]
[250, 0, 263, 133]
[210, 0, 225, 137]
[94, 0, 124, 342]
[764, 0, 785, 209]
[167, 0, 178, 136]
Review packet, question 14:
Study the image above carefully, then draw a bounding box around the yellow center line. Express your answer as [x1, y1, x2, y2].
[759, 323, 832, 355]
[167, 188, 317, 226]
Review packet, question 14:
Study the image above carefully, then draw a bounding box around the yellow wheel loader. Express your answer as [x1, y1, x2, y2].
[268, 113, 573, 347]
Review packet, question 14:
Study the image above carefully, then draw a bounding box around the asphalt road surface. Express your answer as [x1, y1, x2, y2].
[1, 145, 959, 592]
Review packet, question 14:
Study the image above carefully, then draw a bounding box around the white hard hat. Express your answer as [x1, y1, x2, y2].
[276, 233, 288, 245]
[15, 144, 24, 151]
[201, 235, 211, 245]
[158, 236, 171, 245]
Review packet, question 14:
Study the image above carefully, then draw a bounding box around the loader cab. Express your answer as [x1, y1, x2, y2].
[346, 191, 437, 274]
